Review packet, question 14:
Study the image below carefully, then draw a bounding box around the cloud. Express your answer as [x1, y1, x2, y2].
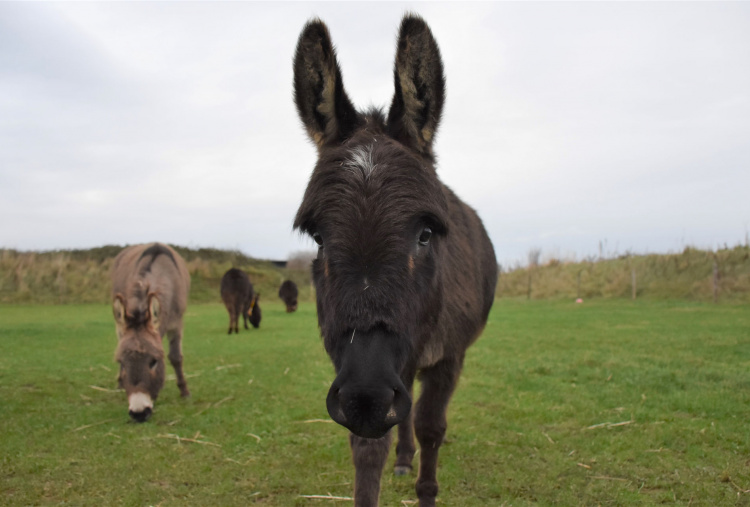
[1, 2, 749, 266]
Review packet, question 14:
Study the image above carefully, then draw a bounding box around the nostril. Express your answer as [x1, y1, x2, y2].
[337, 406, 347, 422]
[386, 405, 397, 420]
[326, 385, 347, 425]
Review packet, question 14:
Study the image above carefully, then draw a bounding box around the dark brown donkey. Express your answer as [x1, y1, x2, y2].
[220, 268, 261, 333]
[293, 15, 497, 507]
[278, 280, 299, 312]
[111, 243, 191, 422]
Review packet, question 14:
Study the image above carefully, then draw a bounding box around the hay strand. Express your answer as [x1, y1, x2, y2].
[89, 385, 121, 393]
[586, 419, 633, 430]
[591, 475, 629, 482]
[213, 396, 233, 408]
[72, 418, 116, 432]
[299, 493, 353, 501]
[215, 364, 241, 371]
[156, 433, 221, 447]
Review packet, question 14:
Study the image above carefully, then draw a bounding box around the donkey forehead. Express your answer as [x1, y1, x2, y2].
[116, 335, 164, 361]
[317, 144, 442, 209]
[342, 144, 381, 180]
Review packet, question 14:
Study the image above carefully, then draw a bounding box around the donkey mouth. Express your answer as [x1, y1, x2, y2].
[129, 407, 152, 423]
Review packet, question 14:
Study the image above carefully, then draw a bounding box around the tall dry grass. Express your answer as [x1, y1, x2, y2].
[0, 245, 313, 305]
[3, 244, 748, 305]
[497, 245, 750, 302]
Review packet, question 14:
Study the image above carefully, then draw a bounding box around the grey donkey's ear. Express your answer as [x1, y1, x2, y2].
[293, 19, 361, 149]
[387, 15, 445, 161]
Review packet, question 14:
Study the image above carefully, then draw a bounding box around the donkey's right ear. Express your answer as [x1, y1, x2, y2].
[386, 15, 445, 161]
[293, 19, 360, 149]
[112, 295, 126, 327]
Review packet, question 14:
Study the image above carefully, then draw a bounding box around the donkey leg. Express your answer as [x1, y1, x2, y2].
[167, 328, 191, 397]
[227, 307, 235, 334]
[235, 301, 243, 333]
[394, 410, 415, 476]
[413, 358, 462, 507]
[350, 431, 392, 507]
[395, 362, 418, 476]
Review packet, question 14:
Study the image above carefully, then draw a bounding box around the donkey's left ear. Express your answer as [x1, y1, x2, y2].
[148, 294, 160, 330]
[293, 19, 361, 149]
[387, 15, 445, 161]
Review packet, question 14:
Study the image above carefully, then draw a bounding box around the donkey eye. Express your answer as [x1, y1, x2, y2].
[149, 359, 158, 370]
[312, 232, 323, 246]
[418, 227, 432, 246]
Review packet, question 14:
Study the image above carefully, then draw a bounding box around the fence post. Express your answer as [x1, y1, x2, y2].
[527, 271, 532, 300]
[631, 268, 636, 300]
[527, 248, 541, 300]
[712, 255, 719, 304]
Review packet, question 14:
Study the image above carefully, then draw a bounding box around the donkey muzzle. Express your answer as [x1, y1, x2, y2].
[327, 381, 411, 439]
[128, 392, 154, 423]
[325, 327, 412, 438]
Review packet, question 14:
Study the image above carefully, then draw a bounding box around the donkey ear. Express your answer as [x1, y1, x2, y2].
[113, 295, 126, 326]
[148, 294, 161, 330]
[294, 19, 361, 149]
[387, 15, 445, 160]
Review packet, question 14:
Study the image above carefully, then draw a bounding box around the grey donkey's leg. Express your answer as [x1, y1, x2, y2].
[167, 326, 190, 397]
[413, 358, 463, 507]
[350, 431, 392, 507]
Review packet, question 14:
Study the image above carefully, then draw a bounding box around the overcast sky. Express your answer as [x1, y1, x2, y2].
[2, 2, 748, 267]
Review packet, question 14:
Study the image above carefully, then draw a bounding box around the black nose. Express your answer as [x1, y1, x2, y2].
[129, 407, 152, 423]
[327, 383, 411, 439]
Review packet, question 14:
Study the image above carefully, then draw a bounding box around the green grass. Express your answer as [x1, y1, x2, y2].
[1, 300, 749, 505]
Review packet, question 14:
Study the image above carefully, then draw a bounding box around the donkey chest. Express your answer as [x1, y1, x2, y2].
[417, 339, 445, 369]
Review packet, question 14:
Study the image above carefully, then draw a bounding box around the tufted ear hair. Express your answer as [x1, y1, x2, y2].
[387, 15, 445, 161]
[112, 294, 125, 327]
[294, 19, 362, 150]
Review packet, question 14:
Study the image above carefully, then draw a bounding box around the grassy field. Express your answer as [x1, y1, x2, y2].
[1, 300, 749, 506]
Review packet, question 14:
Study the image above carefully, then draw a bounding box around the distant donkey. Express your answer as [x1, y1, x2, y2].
[220, 268, 261, 333]
[292, 15, 497, 507]
[278, 280, 299, 312]
[111, 243, 191, 422]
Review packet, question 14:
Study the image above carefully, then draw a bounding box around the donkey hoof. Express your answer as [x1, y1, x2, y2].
[394, 465, 412, 476]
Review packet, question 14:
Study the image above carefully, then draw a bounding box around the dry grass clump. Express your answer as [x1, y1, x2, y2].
[497, 245, 750, 302]
[0, 245, 314, 304]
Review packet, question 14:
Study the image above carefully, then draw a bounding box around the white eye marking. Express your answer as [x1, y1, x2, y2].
[128, 392, 153, 413]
